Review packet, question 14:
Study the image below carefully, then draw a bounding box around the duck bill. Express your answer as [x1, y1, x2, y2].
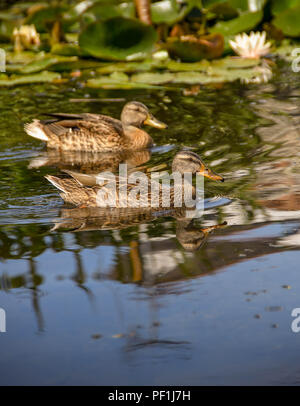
[144, 114, 167, 129]
[198, 167, 224, 182]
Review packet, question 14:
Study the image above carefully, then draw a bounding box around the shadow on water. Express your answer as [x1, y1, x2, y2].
[1, 62, 300, 384]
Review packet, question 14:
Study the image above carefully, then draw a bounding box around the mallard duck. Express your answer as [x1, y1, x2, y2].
[24, 101, 167, 152]
[45, 150, 224, 208]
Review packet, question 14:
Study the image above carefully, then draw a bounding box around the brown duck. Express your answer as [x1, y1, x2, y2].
[24, 101, 167, 152]
[45, 150, 224, 208]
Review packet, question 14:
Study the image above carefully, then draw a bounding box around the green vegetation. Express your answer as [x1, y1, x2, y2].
[0, 0, 299, 88]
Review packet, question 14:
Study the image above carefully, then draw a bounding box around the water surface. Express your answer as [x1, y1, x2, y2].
[1, 63, 300, 385]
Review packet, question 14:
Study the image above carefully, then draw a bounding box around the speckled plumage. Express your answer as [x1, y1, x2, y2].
[45, 150, 224, 208]
[24, 102, 167, 152]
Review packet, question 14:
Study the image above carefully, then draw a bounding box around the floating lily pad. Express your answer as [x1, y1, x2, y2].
[79, 17, 157, 61]
[166, 59, 210, 71]
[151, 0, 193, 25]
[0, 71, 61, 86]
[210, 10, 263, 36]
[273, 5, 300, 37]
[86, 77, 168, 90]
[131, 72, 175, 84]
[97, 60, 159, 74]
[167, 33, 224, 62]
[271, 0, 300, 15]
[19, 55, 78, 73]
[25, 6, 65, 32]
[51, 42, 83, 57]
[82, 1, 135, 26]
[0, 19, 16, 41]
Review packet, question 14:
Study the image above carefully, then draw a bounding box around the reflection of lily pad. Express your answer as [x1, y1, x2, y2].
[0, 71, 61, 86]
[79, 17, 157, 61]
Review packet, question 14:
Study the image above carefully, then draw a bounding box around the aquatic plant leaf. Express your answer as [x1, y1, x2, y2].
[19, 56, 78, 73]
[131, 72, 175, 84]
[82, 1, 135, 26]
[96, 60, 158, 74]
[271, 0, 300, 16]
[0, 19, 16, 41]
[51, 43, 83, 57]
[6, 51, 46, 65]
[0, 71, 61, 86]
[167, 33, 224, 62]
[212, 56, 260, 68]
[79, 17, 157, 61]
[228, 0, 266, 11]
[210, 11, 263, 36]
[25, 6, 65, 32]
[166, 59, 211, 71]
[205, 1, 238, 19]
[151, 0, 192, 25]
[86, 77, 167, 90]
[273, 5, 300, 37]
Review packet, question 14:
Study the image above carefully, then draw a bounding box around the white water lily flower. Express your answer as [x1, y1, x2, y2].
[229, 31, 271, 59]
[13, 25, 40, 52]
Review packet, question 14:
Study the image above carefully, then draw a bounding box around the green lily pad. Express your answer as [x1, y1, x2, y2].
[166, 59, 210, 71]
[0, 19, 16, 41]
[131, 72, 175, 84]
[0, 71, 61, 86]
[82, 2, 135, 26]
[19, 55, 78, 73]
[51, 43, 83, 57]
[86, 77, 168, 90]
[79, 17, 157, 61]
[25, 6, 65, 32]
[151, 0, 193, 25]
[6, 51, 46, 65]
[167, 33, 224, 62]
[210, 10, 263, 36]
[96, 60, 159, 74]
[271, 0, 300, 15]
[273, 5, 300, 37]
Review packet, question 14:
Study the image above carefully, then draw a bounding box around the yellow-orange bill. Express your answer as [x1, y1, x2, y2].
[144, 114, 167, 129]
[199, 167, 224, 182]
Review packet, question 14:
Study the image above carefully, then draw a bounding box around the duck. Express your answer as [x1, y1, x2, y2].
[45, 150, 224, 208]
[24, 101, 167, 152]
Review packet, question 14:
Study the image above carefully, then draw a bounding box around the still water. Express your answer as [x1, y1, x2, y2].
[1, 62, 300, 385]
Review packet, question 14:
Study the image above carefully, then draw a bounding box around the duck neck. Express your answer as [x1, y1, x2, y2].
[123, 124, 153, 149]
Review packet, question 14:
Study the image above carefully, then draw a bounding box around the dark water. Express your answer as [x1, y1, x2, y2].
[1, 62, 300, 385]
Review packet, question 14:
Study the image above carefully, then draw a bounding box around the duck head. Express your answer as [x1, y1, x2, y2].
[121, 101, 167, 130]
[172, 150, 224, 182]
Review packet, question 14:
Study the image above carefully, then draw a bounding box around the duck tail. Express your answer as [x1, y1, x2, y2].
[24, 120, 49, 141]
[45, 175, 68, 193]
